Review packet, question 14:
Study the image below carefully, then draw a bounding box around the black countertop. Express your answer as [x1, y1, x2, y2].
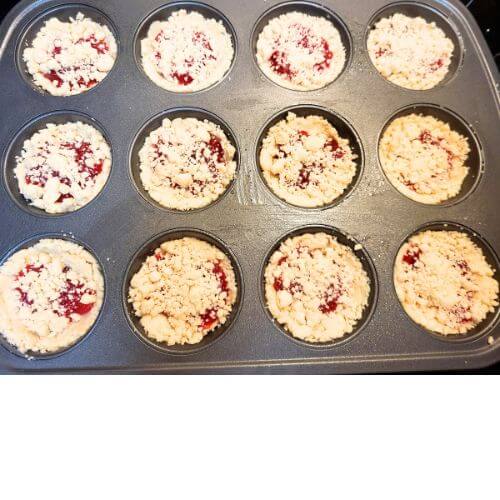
[0, 0, 499, 374]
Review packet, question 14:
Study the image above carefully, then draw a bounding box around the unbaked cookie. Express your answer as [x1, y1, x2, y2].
[265, 232, 370, 343]
[379, 114, 469, 204]
[259, 112, 357, 207]
[394, 230, 499, 335]
[141, 10, 234, 92]
[0, 239, 104, 354]
[14, 121, 111, 214]
[23, 12, 117, 96]
[128, 237, 237, 346]
[367, 13, 454, 90]
[256, 11, 346, 91]
[138, 117, 236, 211]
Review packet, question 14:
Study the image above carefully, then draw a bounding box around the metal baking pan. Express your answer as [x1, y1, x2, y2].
[0, 0, 499, 373]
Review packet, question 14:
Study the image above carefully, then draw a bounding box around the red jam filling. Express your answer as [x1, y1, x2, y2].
[61, 141, 103, 180]
[289, 281, 303, 295]
[277, 256, 287, 266]
[375, 48, 388, 58]
[418, 130, 454, 167]
[402, 247, 422, 266]
[16, 263, 44, 280]
[43, 69, 97, 90]
[207, 134, 225, 163]
[273, 276, 284, 291]
[430, 59, 444, 72]
[156, 30, 215, 86]
[76, 76, 98, 89]
[298, 130, 309, 137]
[15, 287, 33, 306]
[319, 283, 342, 314]
[200, 307, 218, 330]
[296, 167, 311, 189]
[55, 193, 74, 204]
[283, 24, 333, 73]
[154, 251, 164, 261]
[25, 169, 47, 187]
[313, 39, 333, 72]
[193, 31, 213, 52]
[15, 263, 44, 304]
[78, 34, 109, 54]
[171, 71, 194, 85]
[269, 50, 295, 79]
[452, 305, 473, 324]
[56, 280, 95, 319]
[52, 45, 62, 56]
[43, 70, 64, 88]
[324, 138, 345, 159]
[456, 260, 470, 276]
[213, 260, 229, 294]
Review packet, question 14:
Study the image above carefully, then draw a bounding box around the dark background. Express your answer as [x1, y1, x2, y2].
[0, 0, 498, 374]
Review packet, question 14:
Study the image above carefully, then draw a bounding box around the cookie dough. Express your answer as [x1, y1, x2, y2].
[367, 13, 454, 90]
[128, 237, 238, 346]
[23, 12, 117, 96]
[141, 10, 234, 92]
[265, 232, 370, 343]
[379, 114, 470, 204]
[256, 11, 346, 91]
[15, 121, 111, 214]
[394, 230, 499, 335]
[0, 239, 104, 354]
[138, 117, 236, 210]
[259, 112, 357, 207]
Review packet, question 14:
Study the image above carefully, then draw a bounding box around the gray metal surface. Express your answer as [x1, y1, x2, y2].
[0, 0, 499, 373]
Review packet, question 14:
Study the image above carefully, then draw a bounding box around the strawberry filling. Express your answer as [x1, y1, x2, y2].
[319, 282, 342, 314]
[213, 260, 229, 294]
[402, 247, 422, 266]
[77, 34, 109, 54]
[269, 50, 295, 79]
[200, 307, 218, 330]
[171, 71, 194, 85]
[61, 141, 103, 181]
[56, 280, 95, 320]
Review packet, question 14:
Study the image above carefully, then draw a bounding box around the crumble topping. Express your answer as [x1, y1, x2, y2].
[367, 13, 454, 90]
[23, 12, 117, 96]
[141, 10, 234, 92]
[138, 117, 236, 210]
[256, 11, 346, 91]
[259, 112, 357, 207]
[394, 230, 499, 335]
[15, 121, 111, 214]
[128, 237, 237, 346]
[379, 114, 470, 204]
[0, 239, 104, 354]
[265, 232, 371, 343]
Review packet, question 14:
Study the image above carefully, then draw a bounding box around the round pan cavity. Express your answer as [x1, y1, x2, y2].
[2, 110, 113, 218]
[393, 221, 500, 343]
[365, 1, 463, 90]
[250, 0, 352, 91]
[122, 228, 244, 355]
[260, 224, 378, 349]
[129, 107, 240, 213]
[378, 104, 482, 207]
[0, 232, 106, 360]
[255, 105, 364, 210]
[16, 3, 119, 96]
[134, 1, 237, 94]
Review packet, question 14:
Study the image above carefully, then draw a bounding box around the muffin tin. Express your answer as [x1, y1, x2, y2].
[0, 0, 499, 373]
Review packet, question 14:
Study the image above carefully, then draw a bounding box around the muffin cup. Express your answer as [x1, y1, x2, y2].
[260, 224, 378, 349]
[122, 228, 244, 355]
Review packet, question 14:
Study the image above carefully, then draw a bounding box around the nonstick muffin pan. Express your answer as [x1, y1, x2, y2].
[0, 0, 499, 373]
